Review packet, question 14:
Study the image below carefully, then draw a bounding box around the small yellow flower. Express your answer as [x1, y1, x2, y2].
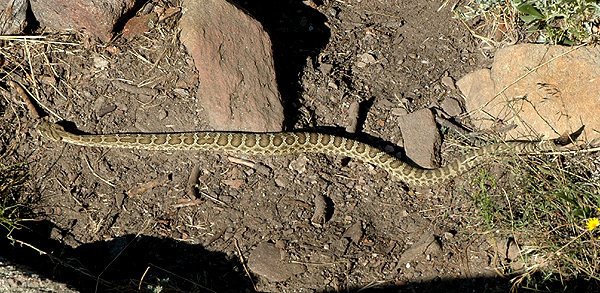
[587, 217, 600, 231]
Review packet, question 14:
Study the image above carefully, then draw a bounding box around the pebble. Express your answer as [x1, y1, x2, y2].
[289, 155, 310, 174]
[345, 101, 360, 133]
[93, 55, 109, 69]
[360, 53, 376, 64]
[439, 97, 463, 117]
[441, 75, 456, 90]
[319, 63, 333, 75]
[342, 221, 363, 244]
[391, 107, 408, 116]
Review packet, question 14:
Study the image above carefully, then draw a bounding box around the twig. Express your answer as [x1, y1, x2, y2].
[138, 266, 151, 290]
[8, 80, 41, 118]
[85, 156, 116, 187]
[234, 238, 256, 291]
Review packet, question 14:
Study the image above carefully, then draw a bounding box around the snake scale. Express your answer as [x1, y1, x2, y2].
[37, 122, 556, 187]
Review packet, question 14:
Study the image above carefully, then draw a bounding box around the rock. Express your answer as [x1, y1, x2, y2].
[0, 262, 78, 293]
[319, 63, 333, 75]
[391, 107, 408, 116]
[310, 193, 328, 227]
[0, 0, 27, 35]
[29, 0, 137, 42]
[179, 0, 284, 132]
[398, 108, 441, 168]
[122, 12, 158, 40]
[289, 155, 309, 174]
[360, 52, 376, 64]
[399, 233, 442, 264]
[439, 97, 463, 117]
[345, 101, 360, 133]
[342, 221, 363, 244]
[488, 237, 525, 270]
[247, 242, 306, 282]
[457, 44, 600, 140]
[441, 75, 456, 90]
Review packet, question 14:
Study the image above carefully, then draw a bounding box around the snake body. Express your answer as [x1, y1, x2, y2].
[37, 122, 555, 187]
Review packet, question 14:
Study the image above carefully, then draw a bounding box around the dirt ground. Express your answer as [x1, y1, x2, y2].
[0, 0, 570, 292]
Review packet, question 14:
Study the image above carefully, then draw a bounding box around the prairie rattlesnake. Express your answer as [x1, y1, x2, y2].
[37, 122, 556, 187]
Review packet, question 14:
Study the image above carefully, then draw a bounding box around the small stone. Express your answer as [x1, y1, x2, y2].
[319, 63, 333, 75]
[391, 107, 408, 116]
[441, 75, 456, 90]
[173, 88, 189, 96]
[274, 176, 289, 188]
[98, 103, 117, 117]
[156, 109, 167, 120]
[345, 101, 360, 133]
[439, 97, 463, 117]
[310, 193, 328, 227]
[355, 61, 367, 68]
[342, 221, 363, 244]
[93, 56, 109, 69]
[360, 53, 376, 64]
[122, 13, 158, 40]
[399, 233, 442, 264]
[289, 155, 310, 174]
[507, 239, 521, 260]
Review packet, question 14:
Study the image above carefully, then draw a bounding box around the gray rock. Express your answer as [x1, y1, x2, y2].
[439, 97, 463, 117]
[399, 233, 442, 264]
[0, 0, 27, 35]
[398, 108, 441, 168]
[247, 242, 306, 282]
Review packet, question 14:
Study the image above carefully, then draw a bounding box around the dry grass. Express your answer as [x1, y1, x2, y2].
[445, 136, 600, 289]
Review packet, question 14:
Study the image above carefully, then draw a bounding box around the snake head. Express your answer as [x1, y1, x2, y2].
[37, 122, 65, 141]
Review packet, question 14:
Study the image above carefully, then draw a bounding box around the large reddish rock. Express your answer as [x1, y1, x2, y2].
[29, 0, 136, 42]
[179, 0, 284, 132]
[457, 44, 600, 141]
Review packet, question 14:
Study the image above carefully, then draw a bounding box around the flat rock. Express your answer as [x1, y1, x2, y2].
[399, 233, 442, 265]
[439, 97, 463, 117]
[247, 242, 306, 282]
[179, 0, 284, 132]
[0, 0, 27, 34]
[29, 0, 136, 42]
[398, 108, 440, 168]
[457, 44, 600, 140]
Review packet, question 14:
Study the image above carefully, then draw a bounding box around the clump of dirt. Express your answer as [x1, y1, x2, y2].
[0, 1, 555, 292]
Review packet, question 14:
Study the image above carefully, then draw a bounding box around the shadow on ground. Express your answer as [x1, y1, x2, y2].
[226, 0, 331, 129]
[2, 221, 598, 292]
[1, 220, 252, 292]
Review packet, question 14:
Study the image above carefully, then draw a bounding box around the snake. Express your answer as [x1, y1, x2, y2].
[37, 122, 556, 187]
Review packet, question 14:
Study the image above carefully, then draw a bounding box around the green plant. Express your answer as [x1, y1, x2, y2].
[456, 0, 600, 45]
[0, 163, 27, 231]
[469, 152, 600, 288]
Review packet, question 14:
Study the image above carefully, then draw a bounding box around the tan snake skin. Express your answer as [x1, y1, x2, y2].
[37, 122, 556, 187]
